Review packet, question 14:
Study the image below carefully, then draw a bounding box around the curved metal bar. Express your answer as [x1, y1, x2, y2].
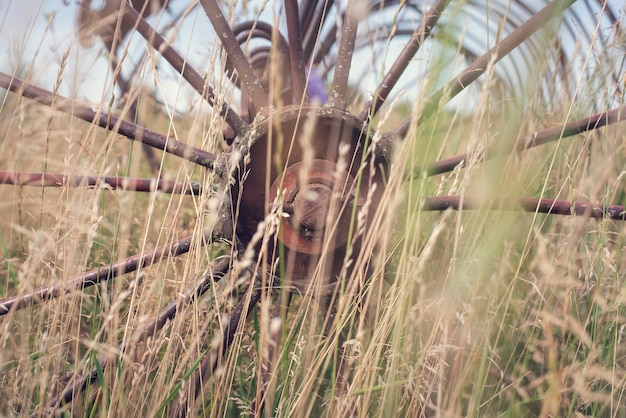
[121, 1, 248, 137]
[0, 229, 218, 316]
[418, 0, 576, 123]
[198, 0, 270, 111]
[232, 21, 290, 50]
[303, 0, 333, 63]
[226, 22, 291, 95]
[0, 171, 202, 195]
[0, 72, 218, 170]
[386, 0, 576, 139]
[423, 196, 626, 221]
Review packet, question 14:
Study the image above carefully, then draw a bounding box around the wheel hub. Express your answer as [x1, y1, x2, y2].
[234, 106, 386, 292]
[271, 159, 355, 255]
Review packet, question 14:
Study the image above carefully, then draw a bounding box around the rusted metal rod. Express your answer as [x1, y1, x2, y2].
[0, 170, 202, 194]
[171, 282, 262, 418]
[0, 229, 216, 315]
[0, 72, 218, 169]
[106, 53, 161, 173]
[359, 0, 451, 120]
[422, 0, 575, 120]
[284, 0, 307, 102]
[328, 0, 359, 109]
[226, 21, 291, 94]
[423, 196, 626, 220]
[121, 1, 248, 137]
[46, 256, 232, 414]
[303, 0, 332, 62]
[390, 0, 576, 137]
[425, 105, 626, 176]
[198, 0, 270, 111]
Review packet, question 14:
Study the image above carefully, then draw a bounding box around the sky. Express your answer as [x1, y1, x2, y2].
[1, 1, 624, 114]
[0, 0, 217, 109]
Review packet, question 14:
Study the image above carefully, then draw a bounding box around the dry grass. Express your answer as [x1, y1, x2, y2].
[1, 2, 626, 417]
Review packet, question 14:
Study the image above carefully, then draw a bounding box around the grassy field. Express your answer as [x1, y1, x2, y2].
[1, 2, 626, 417]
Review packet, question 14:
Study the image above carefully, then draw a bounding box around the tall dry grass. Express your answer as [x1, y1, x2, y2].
[1, 1, 626, 417]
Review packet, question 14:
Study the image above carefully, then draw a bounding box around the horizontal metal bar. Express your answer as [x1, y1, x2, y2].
[0, 72, 218, 170]
[423, 196, 626, 220]
[0, 171, 202, 194]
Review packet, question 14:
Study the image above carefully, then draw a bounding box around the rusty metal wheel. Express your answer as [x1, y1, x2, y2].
[1, 0, 625, 416]
[236, 105, 387, 293]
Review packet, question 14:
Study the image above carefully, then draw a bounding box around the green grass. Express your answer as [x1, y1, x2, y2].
[3, 85, 626, 418]
[2, 3, 626, 417]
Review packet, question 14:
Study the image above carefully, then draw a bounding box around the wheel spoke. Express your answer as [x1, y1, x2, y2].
[313, 26, 338, 67]
[228, 21, 293, 111]
[424, 105, 626, 176]
[359, 0, 451, 120]
[284, 0, 307, 102]
[389, 0, 576, 136]
[0, 72, 218, 169]
[328, 1, 360, 109]
[423, 0, 575, 118]
[0, 229, 219, 316]
[121, 1, 248, 136]
[107, 54, 162, 174]
[172, 280, 262, 417]
[252, 292, 292, 416]
[198, 0, 270, 111]
[0, 171, 202, 194]
[423, 196, 626, 221]
[46, 256, 232, 413]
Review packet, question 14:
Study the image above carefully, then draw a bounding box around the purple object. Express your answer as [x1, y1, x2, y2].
[306, 66, 329, 104]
